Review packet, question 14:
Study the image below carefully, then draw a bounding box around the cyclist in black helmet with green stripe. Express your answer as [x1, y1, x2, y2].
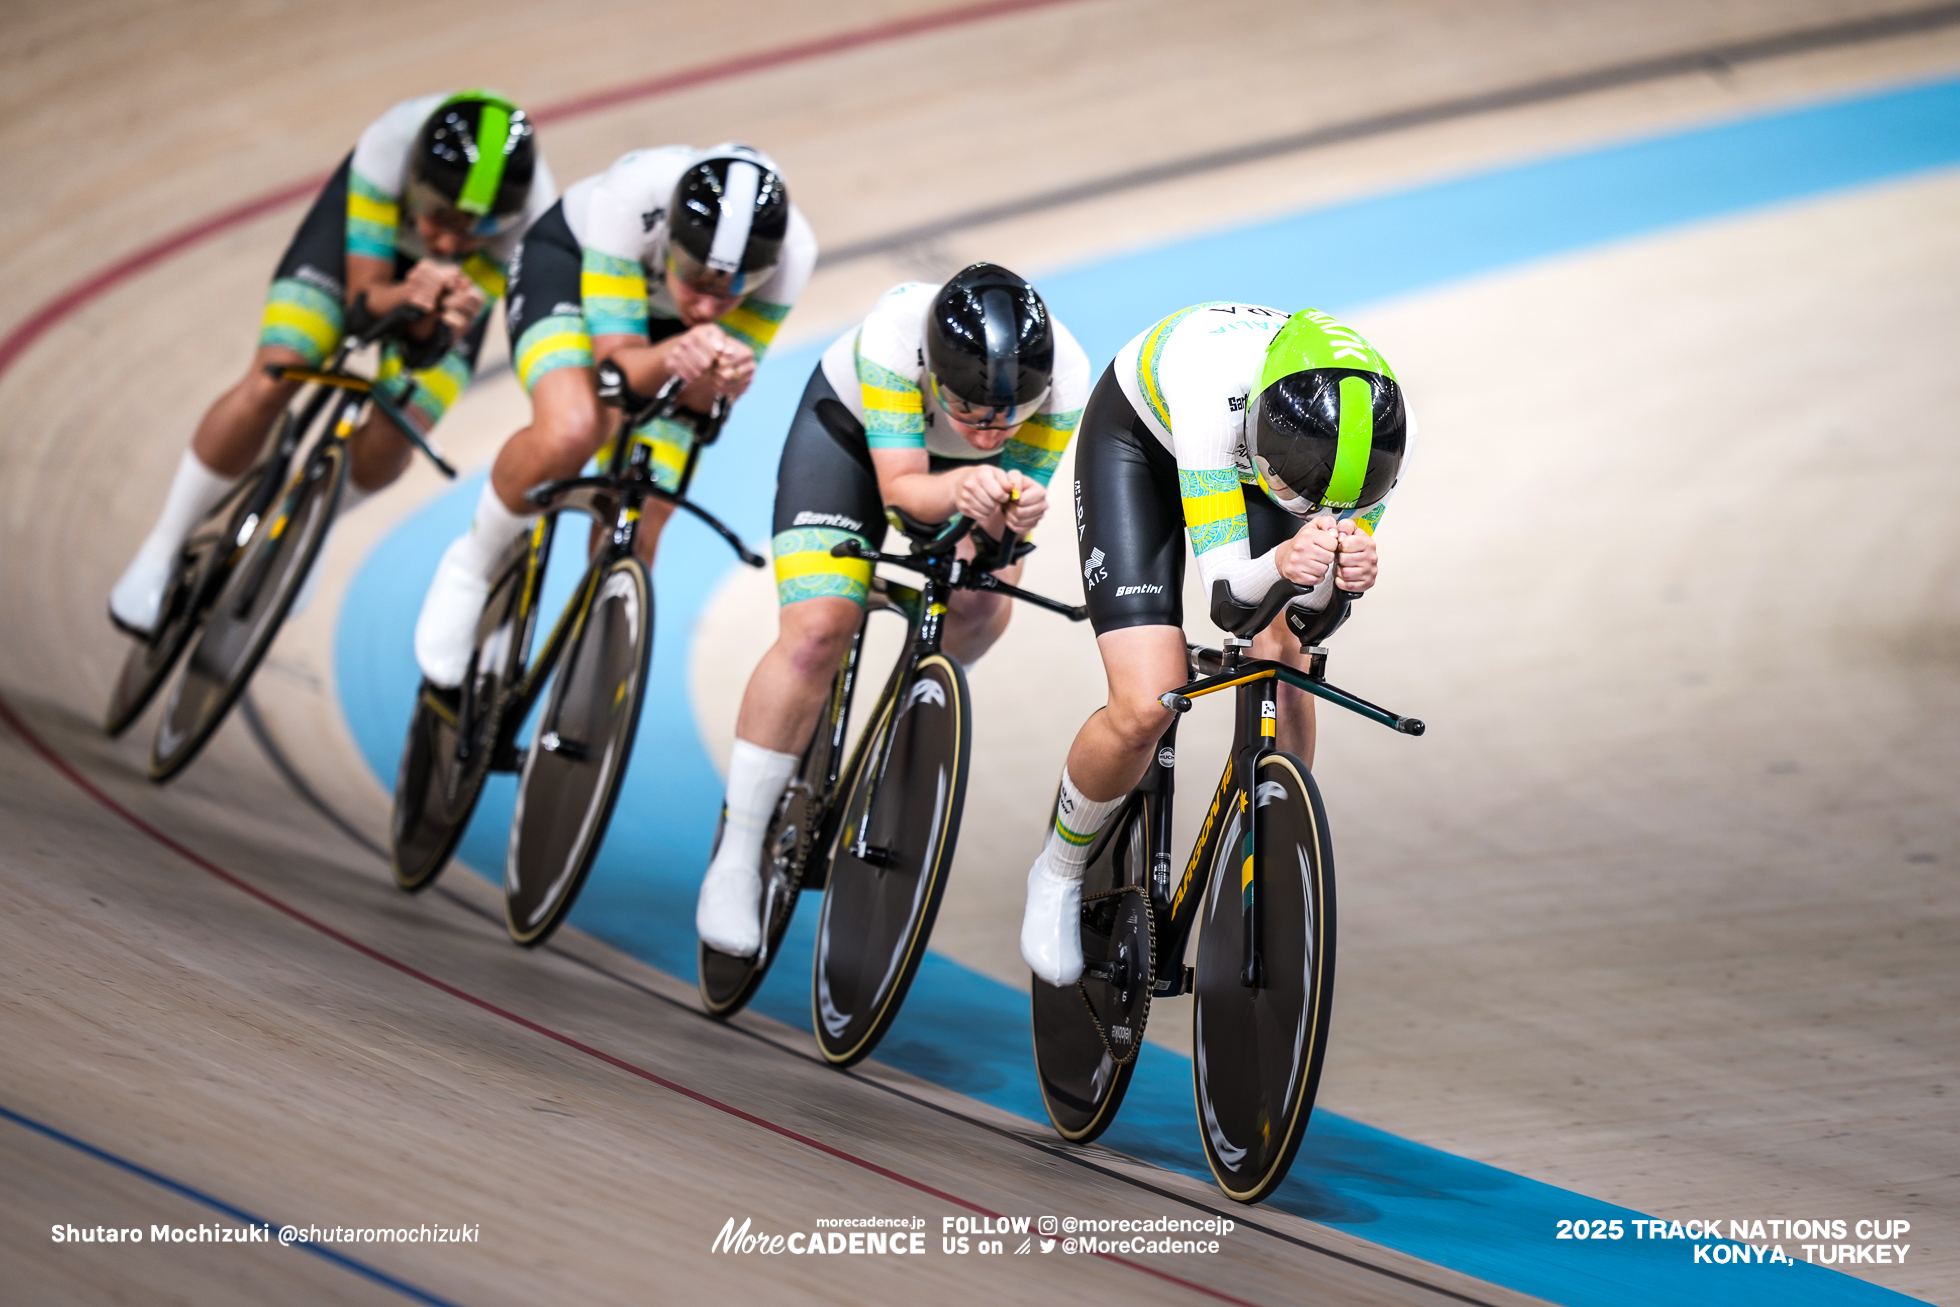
[1021, 303, 1415, 985]
[110, 90, 556, 636]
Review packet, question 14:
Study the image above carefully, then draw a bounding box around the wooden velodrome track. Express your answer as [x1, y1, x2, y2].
[3, 1, 1957, 1303]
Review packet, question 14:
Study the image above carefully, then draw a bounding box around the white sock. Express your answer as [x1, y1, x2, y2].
[130, 451, 238, 572]
[1042, 766, 1125, 878]
[451, 481, 536, 581]
[707, 739, 799, 880]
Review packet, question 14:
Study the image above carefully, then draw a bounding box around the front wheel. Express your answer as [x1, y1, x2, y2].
[811, 653, 969, 1067]
[504, 555, 652, 947]
[150, 441, 344, 781]
[1192, 751, 1336, 1205]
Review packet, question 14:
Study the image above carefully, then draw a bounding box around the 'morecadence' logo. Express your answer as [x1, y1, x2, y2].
[711, 1217, 926, 1257]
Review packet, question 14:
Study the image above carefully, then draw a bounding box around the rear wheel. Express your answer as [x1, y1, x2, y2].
[697, 779, 819, 1017]
[504, 555, 652, 947]
[1192, 751, 1336, 1204]
[150, 441, 345, 781]
[1032, 796, 1155, 1143]
[391, 530, 544, 892]
[811, 653, 969, 1067]
[103, 471, 265, 737]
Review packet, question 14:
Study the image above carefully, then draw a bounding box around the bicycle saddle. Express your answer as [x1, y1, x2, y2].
[883, 505, 971, 554]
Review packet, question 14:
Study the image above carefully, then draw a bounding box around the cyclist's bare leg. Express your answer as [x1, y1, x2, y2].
[488, 367, 609, 514]
[942, 548, 1025, 663]
[344, 406, 418, 493]
[732, 596, 863, 754]
[1063, 624, 1190, 802]
[1065, 618, 1318, 802]
[630, 500, 676, 567]
[190, 345, 309, 476]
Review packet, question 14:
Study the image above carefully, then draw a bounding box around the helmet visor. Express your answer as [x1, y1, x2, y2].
[408, 180, 526, 239]
[666, 242, 779, 299]
[931, 375, 1049, 431]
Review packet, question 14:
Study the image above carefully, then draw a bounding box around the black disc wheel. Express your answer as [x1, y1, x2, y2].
[1032, 796, 1155, 1143]
[811, 653, 969, 1067]
[150, 443, 345, 781]
[390, 537, 542, 893]
[698, 780, 819, 1018]
[1192, 752, 1336, 1204]
[504, 555, 652, 947]
[103, 473, 264, 737]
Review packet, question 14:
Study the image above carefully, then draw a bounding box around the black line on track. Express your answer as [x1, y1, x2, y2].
[239, 690, 391, 861]
[237, 703, 1507, 1305]
[819, 1, 1960, 266]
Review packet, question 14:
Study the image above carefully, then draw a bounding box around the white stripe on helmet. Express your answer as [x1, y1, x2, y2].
[707, 161, 760, 275]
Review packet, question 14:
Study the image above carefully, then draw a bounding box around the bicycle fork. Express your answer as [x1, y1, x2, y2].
[229, 392, 359, 618]
[848, 582, 946, 868]
[1235, 671, 1279, 989]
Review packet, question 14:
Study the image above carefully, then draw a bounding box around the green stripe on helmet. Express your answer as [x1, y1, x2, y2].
[1256, 308, 1395, 393]
[1325, 375, 1375, 508]
[445, 90, 521, 216]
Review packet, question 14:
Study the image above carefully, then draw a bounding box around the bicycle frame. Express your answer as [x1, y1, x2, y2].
[229, 303, 461, 618]
[1076, 623, 1425, 998]
[476, 383, 761, 773]
[827, 519, 1087, 866]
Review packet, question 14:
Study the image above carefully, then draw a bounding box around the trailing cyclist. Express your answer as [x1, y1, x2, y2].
[1019, 303, 1414, 985]
[696, 263, 1091, 956]
[109, 90, 556, 635]
[412, 143, 817, 688]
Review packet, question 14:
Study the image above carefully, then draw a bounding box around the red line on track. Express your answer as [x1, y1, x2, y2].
[0, 5, 1260, 1301]
[0, 703, 1257, 1307]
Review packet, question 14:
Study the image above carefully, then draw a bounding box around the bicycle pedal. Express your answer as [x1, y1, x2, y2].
[1152, 965, 1196, 998]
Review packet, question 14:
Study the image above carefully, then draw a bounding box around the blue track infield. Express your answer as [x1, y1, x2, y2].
[338, 76, 1960, 1305]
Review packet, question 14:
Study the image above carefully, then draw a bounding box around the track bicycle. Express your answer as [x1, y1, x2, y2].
[104, 298, 456, 780]
[1030, 578, 1423, 1204]
[698, 500, 1087, 1069]
[389, 364, 762, 948]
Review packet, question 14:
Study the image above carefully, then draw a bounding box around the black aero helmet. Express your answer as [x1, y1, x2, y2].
[667, 144, 790, 295]
[926, 263, 1054, 427]
[1250, 309, 1407, 515]
[409, 91, 536, 234]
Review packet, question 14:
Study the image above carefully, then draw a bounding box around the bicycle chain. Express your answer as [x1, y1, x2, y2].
[769, 782, 822, 897]
[1074, 884, 1155, 1068]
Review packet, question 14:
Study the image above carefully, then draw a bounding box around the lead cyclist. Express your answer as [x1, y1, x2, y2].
[1019, 305, 1415, 985]
[695, 263, 1091, 957]
[109, 91, 557, 635]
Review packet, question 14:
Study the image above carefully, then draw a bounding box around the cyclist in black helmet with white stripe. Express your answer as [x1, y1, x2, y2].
[695, 263, 1091, 957]
[413, 143, 817, 689]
